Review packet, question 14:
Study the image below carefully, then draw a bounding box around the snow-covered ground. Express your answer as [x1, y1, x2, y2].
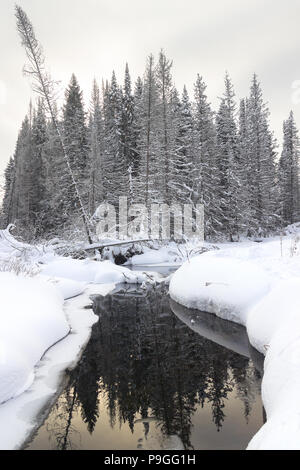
[126, 239, 214, 266]
[170, 224, 300, 450]
[3, 224, 300, 450]
[0, 281, 113, 450]
[0, 228, 158, 449]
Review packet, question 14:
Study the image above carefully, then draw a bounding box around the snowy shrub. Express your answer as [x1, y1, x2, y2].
[0, 258, 40, 277]
[290, 235, 300, 257]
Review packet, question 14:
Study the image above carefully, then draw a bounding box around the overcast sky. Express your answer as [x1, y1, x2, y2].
[1, 0, 300, 179]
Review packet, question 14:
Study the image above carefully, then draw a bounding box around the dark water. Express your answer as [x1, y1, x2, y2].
[26, 284, 264, 450]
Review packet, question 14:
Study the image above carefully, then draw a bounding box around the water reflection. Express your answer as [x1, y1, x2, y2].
[169, 298, 264, 375]
[26, 285, 264, 450]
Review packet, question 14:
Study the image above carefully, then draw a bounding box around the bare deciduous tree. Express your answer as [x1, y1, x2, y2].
[15, 5, 93, 243]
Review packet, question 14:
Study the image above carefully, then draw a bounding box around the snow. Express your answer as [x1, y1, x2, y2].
[0, 282, 114, 450]
[0, 227, 158, 449]
[126, 240, 214, 266]
[3, 225, 300, 449]
[169, 228, 300, 450]
[41, 258, 152, 284]
[0, 273, 69, 405]
[169, 256, 272, 324]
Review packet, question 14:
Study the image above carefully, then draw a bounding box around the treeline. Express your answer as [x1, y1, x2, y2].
[1, 51, 299, 240]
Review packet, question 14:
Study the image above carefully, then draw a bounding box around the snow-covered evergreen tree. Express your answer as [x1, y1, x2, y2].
[278, 111, 300, 225]
[1, 158, 15, 228]
[135, 54, 161, 206]
[193, 75, 221, 237]
[63, 74, 90, 214]
[102, 71, 127, 205]
[156, 50, 173, 204]
[88, 79, 104, 214]
[29, 97, 48, 234]
[246, 74, 278, 235]
[121, 64, 135, 179]
[13, 113, 33, 227]
[215, 73, 241, 240]
[130, 76, 144, 192]
[169, 85, 192, 205]
[237, 97, 254, 235]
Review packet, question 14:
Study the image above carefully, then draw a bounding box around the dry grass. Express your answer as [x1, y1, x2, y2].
[0, 258, 40, 277]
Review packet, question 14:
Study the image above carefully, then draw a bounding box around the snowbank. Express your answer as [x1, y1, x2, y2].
[127, 240, 214, 266]
[0, 257, 153, 407]
[41, 258, 151, 284]
[170, 256, 272, 324]
[0, 272, 69, 405]
[0, 282, 114, 450]
[246, 279, 300, 449]
[169, 234, 300, 450]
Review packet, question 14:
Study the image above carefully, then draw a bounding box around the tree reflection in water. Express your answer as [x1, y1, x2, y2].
[27, 284, 263, 450]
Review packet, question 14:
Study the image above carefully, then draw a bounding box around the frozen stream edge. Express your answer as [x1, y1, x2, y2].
[0, 283, 115, 450]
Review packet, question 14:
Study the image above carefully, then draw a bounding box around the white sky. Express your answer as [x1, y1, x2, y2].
[1, 0, 300, 179]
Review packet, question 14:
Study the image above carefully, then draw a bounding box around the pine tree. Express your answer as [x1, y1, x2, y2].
[131, 76, 144, 183]
[102, 71, 127, 206]
[1, 158, 15, 228]
[169, 86, 192, 205]
[43, 103, 69, 232]
[30, 97, 48, 234]
[88, 79, 104, 215]
[121, 64, 134, 171]
[246, 74, 278, 235]
[156, 50, 173, 204]
[237, 98, 253, 235]
[63, 74, 90, 215]
[278, 111, 300, 225]
[13, 113, 33, 227]
[135, 55, 160, 206]
[193, 75, 221, 237]
[215, 73, 241, 240]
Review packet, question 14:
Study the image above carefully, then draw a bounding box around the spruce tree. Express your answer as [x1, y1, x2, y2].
[88, 79, 104, 214]
[278, 111, 300, 225]
[246, 74, 278, 235]
[102, 71, 127, 206]
[30, 97, 48, 234]
[1, 158, 15, 228]
[135, 55, 160, 206]
[215, 73, 241, 240]
[63, 74, 90, 214]
[156, 50, 173, 204]
[193, 75, 221, 237]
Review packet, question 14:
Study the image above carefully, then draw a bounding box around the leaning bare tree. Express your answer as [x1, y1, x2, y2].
[15, 5, 93, 244]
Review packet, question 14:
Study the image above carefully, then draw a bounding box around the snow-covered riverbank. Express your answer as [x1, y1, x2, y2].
[0, 281, 114, 450]
[170, 225, 300, 450]
[2, 224, 300, 449]
[0, 228, 157, 449]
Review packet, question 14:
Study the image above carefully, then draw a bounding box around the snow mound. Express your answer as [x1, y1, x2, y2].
[0, 273, 69, 405]
[41, 258, 155, 285]
[40, 275, 86, 299]
[247, 278, 300, 449]
[169, 256, 271, 324]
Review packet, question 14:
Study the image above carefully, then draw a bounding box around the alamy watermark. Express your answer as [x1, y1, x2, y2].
[95, 197, 204, 241]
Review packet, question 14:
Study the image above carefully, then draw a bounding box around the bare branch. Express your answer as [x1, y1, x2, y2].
[15, 5, 93, 244]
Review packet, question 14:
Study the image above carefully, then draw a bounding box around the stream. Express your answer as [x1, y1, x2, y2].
[25, 266, 264, 450]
